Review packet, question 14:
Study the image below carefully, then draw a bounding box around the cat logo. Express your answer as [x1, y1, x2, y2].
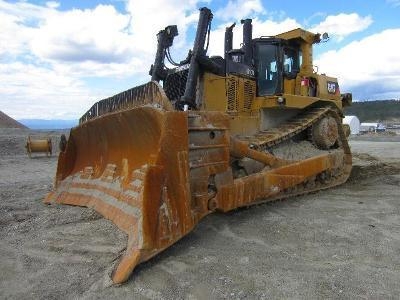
[327, 81, 337, 94]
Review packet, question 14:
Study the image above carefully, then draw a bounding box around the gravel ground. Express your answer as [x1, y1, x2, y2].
[1, 129, 400, 299]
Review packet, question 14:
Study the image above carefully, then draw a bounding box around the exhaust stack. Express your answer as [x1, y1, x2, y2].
[241, 19, 253, 66]
[224, 23, 236, 59]
[180, 7, 213, 109]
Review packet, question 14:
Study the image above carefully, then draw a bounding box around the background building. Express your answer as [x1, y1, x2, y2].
[360, 122, 386, 133]
[343, 115, 360, 135]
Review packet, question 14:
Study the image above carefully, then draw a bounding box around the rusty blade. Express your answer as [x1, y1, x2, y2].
[79, 81, 173, 124]
[45, 107, 195, 284]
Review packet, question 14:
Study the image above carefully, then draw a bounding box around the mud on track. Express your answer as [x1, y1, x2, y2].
[1, 129, 400, 299]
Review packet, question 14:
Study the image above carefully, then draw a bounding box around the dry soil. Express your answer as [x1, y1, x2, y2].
[1, 129, 400, 299]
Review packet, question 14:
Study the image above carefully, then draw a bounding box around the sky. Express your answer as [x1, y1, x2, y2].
[1, 0, 400, 120]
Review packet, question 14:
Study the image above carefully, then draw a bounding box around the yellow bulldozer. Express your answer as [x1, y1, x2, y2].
[45, 7, 352, 284]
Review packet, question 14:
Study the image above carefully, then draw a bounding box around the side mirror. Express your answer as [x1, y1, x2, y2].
[321, 32, 330, 43]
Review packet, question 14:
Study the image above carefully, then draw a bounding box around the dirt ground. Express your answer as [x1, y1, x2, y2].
[1, 128, 400, 299]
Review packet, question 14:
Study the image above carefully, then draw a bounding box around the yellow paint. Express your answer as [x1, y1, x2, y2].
[200, 27, 345, 137]
[202, 72, 227, 111]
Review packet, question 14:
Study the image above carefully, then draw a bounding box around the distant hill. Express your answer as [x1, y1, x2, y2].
[0, 111, 28, 129]
[6, 100, 399, 129]
[344, 100, 400, 122]
[17, 119, 78, 130]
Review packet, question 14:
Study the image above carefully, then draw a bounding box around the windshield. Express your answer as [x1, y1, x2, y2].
[255, 43, 280, 96]
[283, 47, 300, 77]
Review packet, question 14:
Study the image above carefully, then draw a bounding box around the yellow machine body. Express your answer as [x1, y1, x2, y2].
[45, 9, 352, 284]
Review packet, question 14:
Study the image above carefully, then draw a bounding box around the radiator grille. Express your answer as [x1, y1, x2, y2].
[227, 78, 238, 111]
[243, 80, 255, 110]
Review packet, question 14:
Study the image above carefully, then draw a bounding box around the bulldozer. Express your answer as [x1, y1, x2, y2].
[45, 7, 352, 284]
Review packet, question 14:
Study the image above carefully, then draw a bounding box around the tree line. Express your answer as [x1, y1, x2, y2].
[344, 100, 400, 122]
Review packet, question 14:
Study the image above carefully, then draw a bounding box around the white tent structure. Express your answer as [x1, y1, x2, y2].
[360, 122, 386, 132]
[343, 115, 360, 135]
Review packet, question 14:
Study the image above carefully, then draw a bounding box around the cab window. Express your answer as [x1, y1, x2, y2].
[255, 43, 279, 96]
[283, 47, 300, 78]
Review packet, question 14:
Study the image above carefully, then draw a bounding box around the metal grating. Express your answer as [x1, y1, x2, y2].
[227, 78, 238, 111]
[79, 82, 166, 124]
[164, 69, 189, 101]
[243, 80, 255, 111]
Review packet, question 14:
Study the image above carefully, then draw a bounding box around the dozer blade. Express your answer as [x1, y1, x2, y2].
[45, 91, 195, 284]
[45, 81, 352, 284]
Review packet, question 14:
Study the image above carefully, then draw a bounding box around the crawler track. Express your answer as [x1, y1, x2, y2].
[235, 107, 352, 204]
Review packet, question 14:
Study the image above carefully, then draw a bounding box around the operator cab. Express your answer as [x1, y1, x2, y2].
[253, 38, 301, 96]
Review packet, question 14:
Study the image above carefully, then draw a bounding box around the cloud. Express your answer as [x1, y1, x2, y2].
[0, 0, 51, 58]
[31, 5, 134, 64]
[125, 0, 203, 54]
[387, 0, 400, 7]
[0, 11, 30, 57]
[28, 0, 209, 76]
[0, 1, 143, 119]
[0, 1, 137, 69]
[0, 62, 92, 119]
[310, 13, 373, 41]
[315, 28, 400, 99]
[0, 0, 57, 27]
[45, 1, 59, 9]
[0, 0, 398, 120]
[215, 0, 264, 21]
[0, 0, 208, 119]
[251, 17, 301, 38]
[0, 2, 140, 115]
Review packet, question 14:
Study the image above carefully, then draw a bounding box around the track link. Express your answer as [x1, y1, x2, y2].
[237, 107, 334, 149]
[235, 107, 352, 202]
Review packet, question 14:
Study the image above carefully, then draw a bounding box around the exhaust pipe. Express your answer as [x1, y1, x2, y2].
[241, 19, 252, 66]
[180, 7, 213, 109]
[224, 23, 236, 59]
